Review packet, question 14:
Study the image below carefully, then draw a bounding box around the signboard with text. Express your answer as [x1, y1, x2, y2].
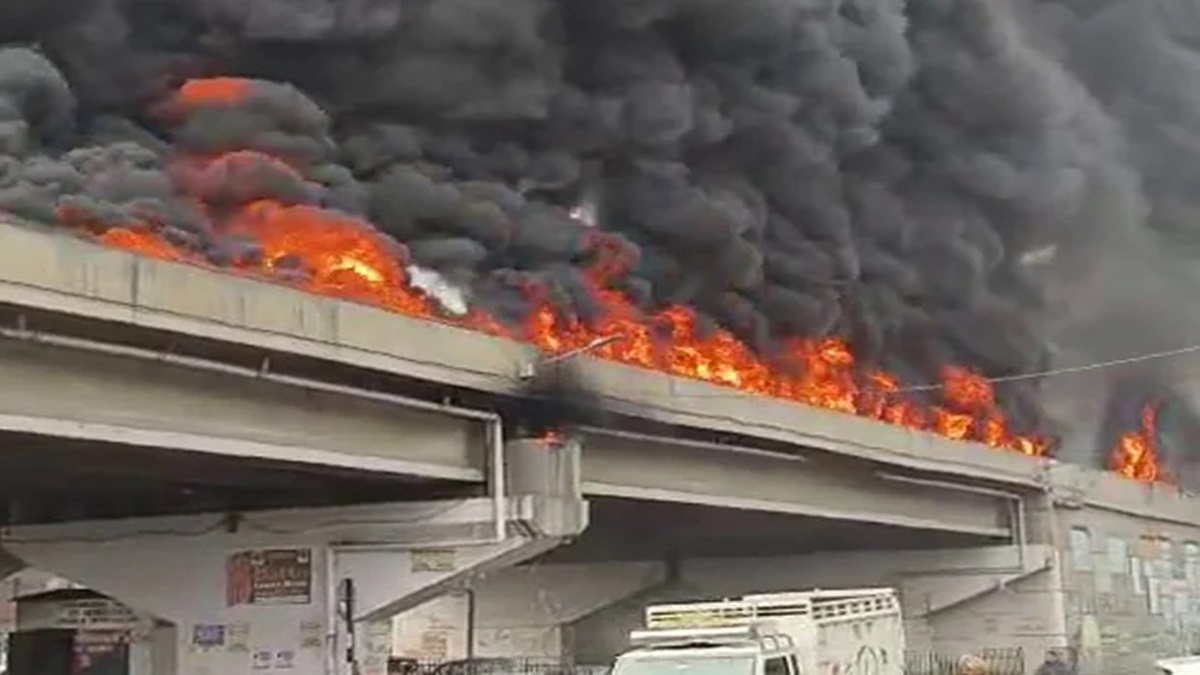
[227, 548, 313, 606]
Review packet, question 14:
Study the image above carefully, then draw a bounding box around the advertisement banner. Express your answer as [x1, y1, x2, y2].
[227, 549, 313, 607]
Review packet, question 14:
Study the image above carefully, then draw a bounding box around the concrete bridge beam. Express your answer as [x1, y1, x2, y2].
[0, 334, 493, 481]
[582, 429, 1017, 537]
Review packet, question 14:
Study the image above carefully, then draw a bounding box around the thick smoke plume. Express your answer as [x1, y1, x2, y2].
[1012, 0, 1200, 470]
[0, 0, 1194, 461]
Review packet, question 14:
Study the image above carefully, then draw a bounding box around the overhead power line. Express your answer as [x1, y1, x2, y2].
[899, 342, 1200, 393]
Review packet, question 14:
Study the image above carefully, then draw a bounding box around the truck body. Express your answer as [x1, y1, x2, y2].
[1158, 655, 1200, 675]
[610, 589, 905, 675]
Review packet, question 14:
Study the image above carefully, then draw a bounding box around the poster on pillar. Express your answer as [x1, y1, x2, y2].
[227, 548, 314, 607]
[74, 630, 131, 675]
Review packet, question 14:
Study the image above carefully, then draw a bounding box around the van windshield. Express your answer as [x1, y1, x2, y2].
[614, 655, 757, 675]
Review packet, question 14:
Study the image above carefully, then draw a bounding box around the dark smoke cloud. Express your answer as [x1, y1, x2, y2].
[0, 0, 1182, 451]
[1006, 0, 1200, 468]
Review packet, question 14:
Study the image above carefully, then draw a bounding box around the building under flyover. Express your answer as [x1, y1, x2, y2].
[0, 222, 1191, 675]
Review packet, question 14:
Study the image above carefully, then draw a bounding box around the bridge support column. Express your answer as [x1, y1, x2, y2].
[393, 438, 654, 663]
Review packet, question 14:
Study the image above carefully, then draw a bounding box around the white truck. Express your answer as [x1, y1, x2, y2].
[1158, 656, 1200, 675]
[610, 589, 905, 675]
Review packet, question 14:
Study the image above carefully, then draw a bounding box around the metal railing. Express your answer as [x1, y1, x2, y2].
[389, 650, 1026, 675]
[903, 648, 1025, 675]
[387, 658, 610, 675]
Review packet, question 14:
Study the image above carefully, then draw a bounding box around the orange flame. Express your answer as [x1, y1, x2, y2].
[1110, 401, 1163, 483]
[176, 77, 253, 107]
[67, 77, 1055, 458]
[97, 227, 187, 263]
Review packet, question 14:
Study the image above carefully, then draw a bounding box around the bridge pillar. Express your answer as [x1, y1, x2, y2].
[4, 494, 586, 675]
[393, 438, 661, 663]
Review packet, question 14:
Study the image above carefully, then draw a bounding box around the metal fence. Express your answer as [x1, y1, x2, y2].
[903, 648, 1025, 675]
[389, 652, 1026, 675]
[388, 659, 610, 675]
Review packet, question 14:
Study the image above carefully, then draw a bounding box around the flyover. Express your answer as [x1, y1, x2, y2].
[0, 219, 1040, 536]
[0, 218, 1042, 487]
[0, 220, 1196, 675]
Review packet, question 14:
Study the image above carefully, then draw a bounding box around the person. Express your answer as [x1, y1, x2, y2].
[958, 654, 988, 675]
[1035, 649, 1073, 675]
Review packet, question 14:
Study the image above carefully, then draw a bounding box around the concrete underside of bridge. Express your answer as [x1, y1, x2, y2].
[393, 493, 1045, 666]
[544, 495, 998, 561]
[0, 431, 471, 523]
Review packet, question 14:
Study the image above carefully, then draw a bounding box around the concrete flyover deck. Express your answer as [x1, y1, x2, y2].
[0, 220, 1047, 489]
[0, 334, 489, 481]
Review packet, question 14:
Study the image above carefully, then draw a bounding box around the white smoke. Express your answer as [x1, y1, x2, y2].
[406, 265, 469, 317]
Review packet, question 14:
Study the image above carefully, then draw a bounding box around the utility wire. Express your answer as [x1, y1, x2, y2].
[655, 341, 1200, 398]
[898, 342, 1200, 393]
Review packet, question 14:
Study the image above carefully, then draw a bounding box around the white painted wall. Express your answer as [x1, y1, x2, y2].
[11, 535, 331, 675]
[4, 500, 565, 675]
[474, 561, 664, 660]
[393, 593, 470, 661]
[389, 561, 667, 662]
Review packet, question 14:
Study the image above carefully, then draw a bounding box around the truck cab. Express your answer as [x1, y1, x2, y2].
[613, 626, 803, 675]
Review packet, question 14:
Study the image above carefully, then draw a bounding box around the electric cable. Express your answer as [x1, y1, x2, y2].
[896, 343, 1200, 393]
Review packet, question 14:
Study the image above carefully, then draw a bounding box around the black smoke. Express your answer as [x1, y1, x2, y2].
[1007, 0, 1200, 474]
[0, 0, 1179, 449]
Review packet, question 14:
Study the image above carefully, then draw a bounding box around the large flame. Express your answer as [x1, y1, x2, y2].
[1110, 401, 1163, 483]
[64, 78, 1055, 457]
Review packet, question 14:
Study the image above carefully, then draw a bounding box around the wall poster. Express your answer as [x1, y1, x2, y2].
[191, 624, 226, 653]
[227, 548, 313, 606]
